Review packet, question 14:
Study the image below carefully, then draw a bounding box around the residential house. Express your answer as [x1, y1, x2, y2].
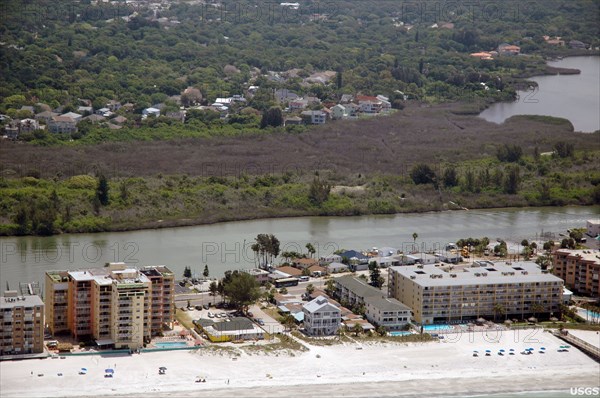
[344, 103, 360, 117]
[61, 112, 82, 122]
[284, 116, 303, 126]
[19, 118, 39, 133]
[498, 43, 521, 56]
[302, 296, 341, 336]
[289, 99, 308, 111]
[402, 253, 438, 265]
[331, 104, 347, 120]
[35, 111, 59, 125]
[292, 258, 319, 270]
[340, 94, 354, 103]
[77, 106, 93, 115]
[96, 107, 113, 117]
[142, 107, 161, 118]
[194, 317, 264, 342]
[338, 250, 369, 268]
[587, 219, 600, 237]
[274, 89, 300, 103]
[0, 291, 45, 356]
[19, 105, 35, 114]
[308, 265, 327, 277]
[543, 35, 565, 46]
[319, 254, 342, 265]
[470, 52, 494, 60]
[106, 100, 122, 111]
[242, 268, 270, 285]
[111, 115, 128, 125]
[4, 124, 19, 139]
[300, 110, 326, 125]
[326, 262, 348, 274]
[48, 116, 77, 134]
[569, 40, 587, 49]
[276, 266, 303, 278]
[165, 111, 186, 122]
[356, 96, 383, 113]
[83, 114, 106, 123]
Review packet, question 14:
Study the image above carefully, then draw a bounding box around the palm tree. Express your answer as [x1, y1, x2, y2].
[531, 303, 545, 319]
[493, 303, 506, 322]
[352, 323, 362, 337]
[305, 283, 315, 296]
[412, 232, 419, 252]
[305, 243, 316, 258]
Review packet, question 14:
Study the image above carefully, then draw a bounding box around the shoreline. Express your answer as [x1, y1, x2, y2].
[1, 329, 598, 398]
[1, 204, 598, 238]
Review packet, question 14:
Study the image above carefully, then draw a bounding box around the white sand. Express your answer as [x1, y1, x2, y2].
[1, 329, 598, 398]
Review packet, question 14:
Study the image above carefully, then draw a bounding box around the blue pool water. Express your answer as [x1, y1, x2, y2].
[422, 324, 455, 331]
[154, 341, 189, 349]
[389, 331, 413, 336]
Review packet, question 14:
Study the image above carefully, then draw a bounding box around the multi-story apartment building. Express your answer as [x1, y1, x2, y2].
[140, 266, 174, 335]
[302, 296, 341, 336]
[553, 249, 600, 297]
[1, 291, 44, 355]
[388, 262, 564, 324]
[45, 263, 174, 349]
[45, 271, 69, 335]
[334, 276, 411, 331]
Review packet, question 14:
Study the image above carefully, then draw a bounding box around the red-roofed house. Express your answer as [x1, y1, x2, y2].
[292, 258, 319, 269]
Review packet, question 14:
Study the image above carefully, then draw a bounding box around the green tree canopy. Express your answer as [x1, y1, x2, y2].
[223, 271, 261, 313]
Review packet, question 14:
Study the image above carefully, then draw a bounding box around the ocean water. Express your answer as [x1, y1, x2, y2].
[450, 391, 573, 398]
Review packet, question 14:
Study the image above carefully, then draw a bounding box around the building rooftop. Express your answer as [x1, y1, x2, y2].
[390, 262, 563, 287]
[334, 275, 382, 298]
[303, 295, 340, 314]
[365, 296, 411, 312]
[1, 294, 44, 309]
[555, 249, 600, 264]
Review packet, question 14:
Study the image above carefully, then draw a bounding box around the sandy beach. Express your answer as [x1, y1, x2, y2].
[1, 329, 598, 398]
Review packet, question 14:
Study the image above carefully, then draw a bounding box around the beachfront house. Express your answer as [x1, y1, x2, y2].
[194, 317, 264, 342]
[302, 296, 341, 336]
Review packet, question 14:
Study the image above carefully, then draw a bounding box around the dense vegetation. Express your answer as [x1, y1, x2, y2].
[1, 0, 599, 134]
[2, 146, 598, 236]
[1, 1, 599, 236]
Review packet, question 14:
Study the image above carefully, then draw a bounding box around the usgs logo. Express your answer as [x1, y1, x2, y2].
[570, 387, 600, 396]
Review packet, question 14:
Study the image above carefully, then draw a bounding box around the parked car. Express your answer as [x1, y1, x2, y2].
[207, 312, 214, 318]
[203, 304, 209, 310]
[195, 305, 202, 310]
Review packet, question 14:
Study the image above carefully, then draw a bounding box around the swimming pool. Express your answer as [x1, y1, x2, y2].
[390, 331, 413, 336]
[422, 324, 455, 331]
[154, 341, 189, 349]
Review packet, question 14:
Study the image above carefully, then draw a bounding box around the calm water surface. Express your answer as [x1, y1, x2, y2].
[1, 206, 598, 289]
[479, 56, 600, 132]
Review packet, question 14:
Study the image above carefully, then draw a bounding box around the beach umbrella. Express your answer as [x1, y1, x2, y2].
[528, 317, 537, 323]
[485, 350, 491, 353]
[159, 367, 167, 370]
[504, 320, 512, 325]
[550, 317, 559, 322]
[540, 347, 546, 350]
[105, 369, 114, 374]
[476, 318, 486, 324]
